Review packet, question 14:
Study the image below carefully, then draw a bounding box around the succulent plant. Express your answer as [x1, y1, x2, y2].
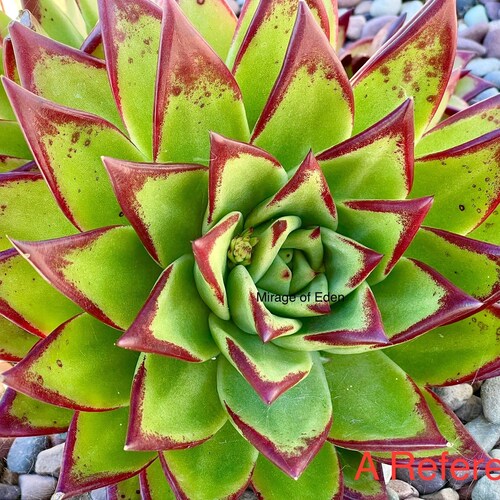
[0, 0, 498, 498]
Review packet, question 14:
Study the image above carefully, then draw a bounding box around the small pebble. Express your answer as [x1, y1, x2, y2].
[49, 433, 67, 448]
[387, 487, 399, 500]
[240, 491, 258, 500]
[387, 479, 419, 499]
[434, 384, 473, 411]
[397, 467, 446, 495]
[460, 22, 490, 42]
[35, 443, 64, 477]
[90, 489, 108, 500]
[465, 415, 500, 452]
[361, 15, 398, 38]
[471, 87, 500, 103]
[485, 2, 500, 21]
[464, 5, 490, 27]
[400, 1, 423, 20]
[472, 474, 500, 499]
[458, 482, 475, 500]
[355, 0, 372, 15]
[7, 437, 49, 474]
[18, 474, 56, 500]
[457, 38, 488, 56]
[347, 15, 367, 40]
[484, 20, 500, 58]
[339, 0, 363, 7]
[370, 0, 402, 17]
[0, 484, 20, 500]
[467, 57, 500, 76]
[484, 70, 500, 87]
[455, 395, 483, 422]
[457, 0, 477, 18]
[423, 489, 460, 500]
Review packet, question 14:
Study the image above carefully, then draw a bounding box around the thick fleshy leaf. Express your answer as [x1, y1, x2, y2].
[210, 315, 312, 404]
[246, 152, 337, 231]
[325, 351, 446, 451]
[373, 388, 491, 466]
[416, 94, 500, 157]
[229, 0, 330, 130]
[317, 99, 414, 200]
[3, 314, 138, 411]
[426, 68, 462, 131]
[227, 265, 302, 342]
[252, 442, 342, 500]
[405, 226, 499, 304]
[0, 249, 81, 337]
[0, 315, 38, 362]
[139, 459, 175, 500]
[0, 121, 32, 159]
[411, 130, 500, 234]
[160, 421, 258, 499]
[192, 212, 242, 320]
[0, 172, 77, 251]
[351, 0, 456, 138]
[256, 255, 292, 295]
[204, 134, 287, 231]
[127, 354, 226, 451]
[107, 475, 141, 500]
[336, 8, 351, 52]
[251, 3, 353, 170]
[20, 0, 85, 48]
[118, 255, 218, 362]
[322, 228, 383, 297]
[154, 0, 249, 164]
[4, 80, 145, 230]
[386, 305, 500, 386]
[338, 449, 387, 500]
[99, 0, 162, 157]
[372, 258, 482, 344]
[177, 0, 236, 60]
[469, 206, 499, 246]
[58, 408, 155, 497]
[337, 197, 433, 283]
[81, 24, 104, 58]
[274, 283, 389, 352]
[104, 157, 208, 266]
[218, 354, 332, 479]
[0, 388, 72, 437]
[0, 156, 30, 172]
[12, 226, 160, 330]
[9, 22, 123, 130]
[282, 227, 324, 271]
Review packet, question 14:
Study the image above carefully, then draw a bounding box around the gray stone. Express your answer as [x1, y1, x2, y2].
[49, 433, 67, 447]
[457, 38, 488, 56]
[0, 484, 20, 500]
[465, 416, 500, 452]
[18, 474, 57, 500]
[239, 491, 258, 500]
[434, 384, 474, 411]
[35, 443, 64, 477]
[355, 0, 373, 15]
[460, 22, 490, 42]
[361, 15, 398, 38]
[382, 462, 392, 483]
[387, 479, 419, 499]
[387, 488, 400, 500]
[472, 474, 500, 499]
[471, 87, 500, 103]
[481, 376, 500, 423]
[396, 467, 446, 495]
[347, 15, 366, 40]
[7, 436, 49, 474]
[464, 5, 490, 27]
[455, 395, 483, 422]
[467, 57, 500, 76]
[491, 448, 500, 460]
[457, 0, 477, 18]
[485, 2, 500, 21]
[90, 489, 108, 500]
[370, 0, 402, 17]
[400, 1, 423, 20]
[484, 21, 500, 58]
[447, 467, 484, 490]
[458, 482, 476, 500]
[339, 0, 363, 7]
[484, 70, 500, 87]
[423, 489, 459, 500]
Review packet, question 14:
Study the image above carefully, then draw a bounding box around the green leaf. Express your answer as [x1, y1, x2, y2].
[226, 265, 302, 342]
[192, 212, 243, 320]
[252, 442, 342, 500]
[177, 0, 237, 60]
[0, 249, 81, 337]
[12, 226, 161, 330]
[119, 255, 218, 362]
[218, 354, 332, 479]
[229, 0, 330, 129]
[251, 4, 353, 170]
[127, 354, 226, 451]
[416, 95, 500, 157]
[372, 258, 481, 344]
[256, 255, 292, 295]
[108, 475, 141, 500]
[58, 408, 155, 496]
[336, 197, 433, 284]
[4, 80, 145, 231]
[0, 172, 77, 252]
[318, 100, 414, 201]
[99, 0, 162, 158]
[161, 421, 258, 499]
[210, 315, 312, 404]
[104, 157, 208, 266]
[405, 226, 499, 303]
[410, 130, 500, 235]
[385, 305, 500, 387]
[0, 388, 72, 437]
[139, 459, 175, 500]
[324, 350, 446, 451]
[77, 0, 99, 33]
[246, 153, 337, 231]
[0, 315, 38, 362]
[204, 134, 287, 232]
[0, 121, 32, 159]
[351, 0, 457, 139]
[468, 207, 499, 246]
[3, 313, 138, 411]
